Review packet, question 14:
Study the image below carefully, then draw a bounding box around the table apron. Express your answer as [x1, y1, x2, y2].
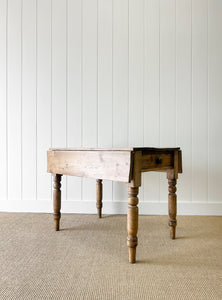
[47, 150, 131, 182]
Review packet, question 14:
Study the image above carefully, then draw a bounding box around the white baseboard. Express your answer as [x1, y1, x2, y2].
[0, 200, 222, 216]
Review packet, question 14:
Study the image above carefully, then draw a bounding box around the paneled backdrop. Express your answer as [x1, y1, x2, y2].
[0, 0, 222, 215]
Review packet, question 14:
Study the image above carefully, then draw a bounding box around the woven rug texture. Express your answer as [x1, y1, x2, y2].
[0, 213, 221, 299]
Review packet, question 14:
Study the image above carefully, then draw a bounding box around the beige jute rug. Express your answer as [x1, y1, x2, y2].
[0, 213, 221, 299]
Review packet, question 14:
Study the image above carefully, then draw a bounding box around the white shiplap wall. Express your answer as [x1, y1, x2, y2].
[0, 0, 222, 215]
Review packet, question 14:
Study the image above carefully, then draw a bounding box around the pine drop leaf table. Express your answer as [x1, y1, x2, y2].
[47, 147, 182, 263]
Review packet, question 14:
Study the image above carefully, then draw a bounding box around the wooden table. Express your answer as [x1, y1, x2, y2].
[47, 147, 182, 263]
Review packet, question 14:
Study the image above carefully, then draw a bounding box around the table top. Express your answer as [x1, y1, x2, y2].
[48, 146, 182, 182]
[50, 147, 180, 152]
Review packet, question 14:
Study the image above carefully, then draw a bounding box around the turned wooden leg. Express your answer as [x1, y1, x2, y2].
[53, 174, 62, 231]
[96, 179, 103, 218]
[127, 186, 139, 263]
[167, 169, 177, 239]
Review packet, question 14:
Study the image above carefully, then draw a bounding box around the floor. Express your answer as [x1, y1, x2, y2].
[0, 213, 221, 299]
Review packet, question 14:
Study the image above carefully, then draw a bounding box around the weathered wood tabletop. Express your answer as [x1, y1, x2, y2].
[47, 147, 182, 263]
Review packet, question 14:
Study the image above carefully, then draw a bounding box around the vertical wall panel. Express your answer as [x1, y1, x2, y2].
[113, 0, 129, 203]
[36, 0, 52, 201]
[22, 0, 36, 201]
[113, 0, 129, 148]
[192, 0, 208, 202]
[176, 0, 192, 202]
[82, 0, 98, 147]
[82, 0, 98, 201]
[66, 0, 82, 202]
[51, 0, 67, 147]
[208, 0, 222, 203]
[98, 0, 113, 202]
[128, 0, 144, 147]
[159, 0, 176, 147]
[128, 0, 144, 202]
[143, 0, 160, 204]
[0, 0, 7, 202]
[51, 0, 67, 200]
[7, 0, 22, 201]
[159, 0, 176, 202]
[98, 0, 112, 148]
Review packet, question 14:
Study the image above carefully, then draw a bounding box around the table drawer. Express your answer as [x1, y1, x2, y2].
[141, 153, 174, 171]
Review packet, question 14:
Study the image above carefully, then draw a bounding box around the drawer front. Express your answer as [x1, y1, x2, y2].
[141, 153, 174, 171]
